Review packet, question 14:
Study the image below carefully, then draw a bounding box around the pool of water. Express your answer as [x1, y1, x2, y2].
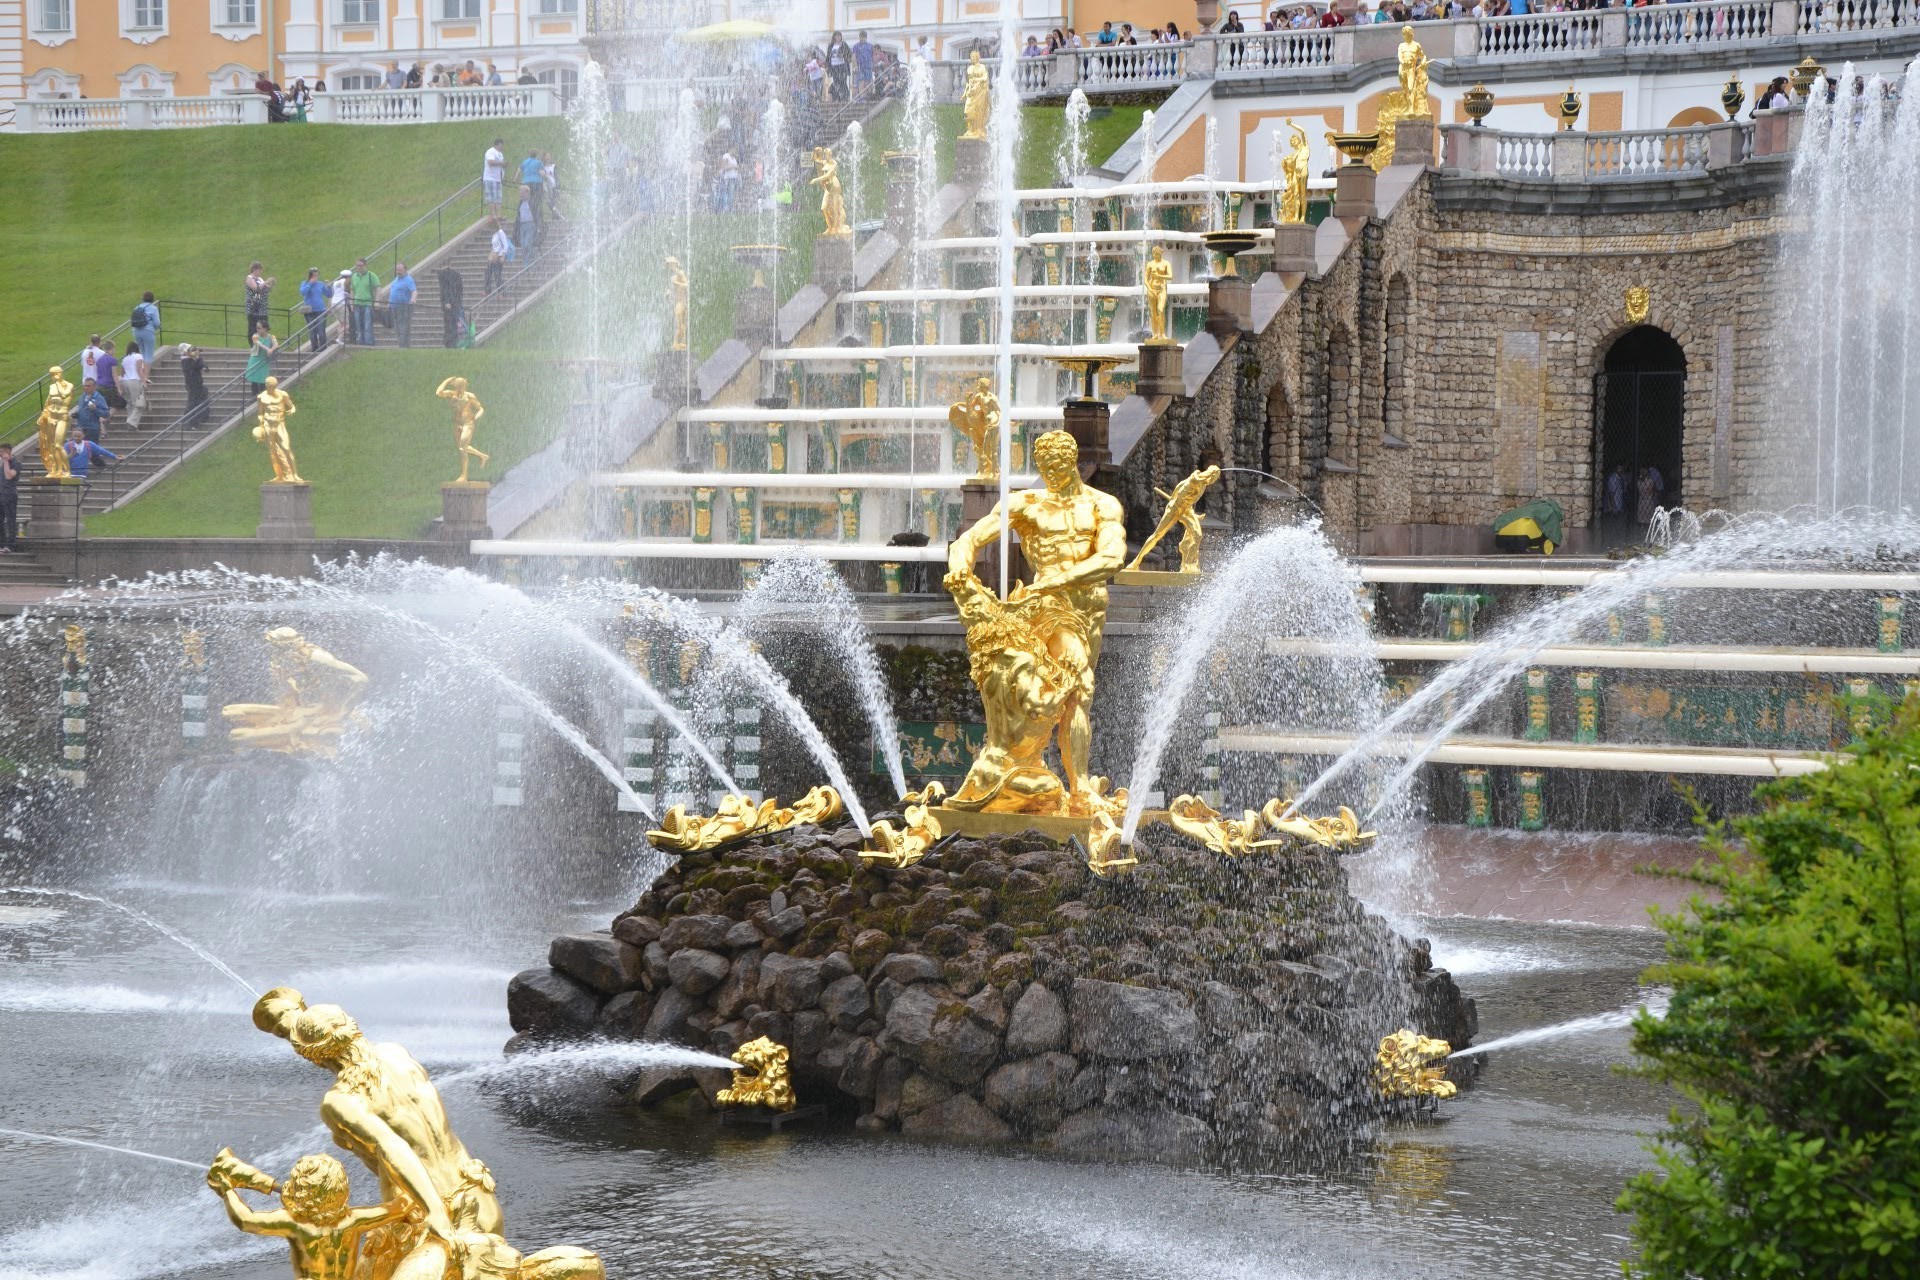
[0, 865, 1671, 1280]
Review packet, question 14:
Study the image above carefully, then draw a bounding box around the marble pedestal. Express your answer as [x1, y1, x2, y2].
[1206, 276, 1252, 338]
[26, 478, 82, 543]
[1269, 222, 1317, 278]
[654, 349, 693, 407]
[257, 482, 314, 540]
[439, 481, 493, 543]
[1333, 162, 1377, 226]
[1136, 342, 1184, 397]
[953, 136, 989, 185]
[813, 231, 855, 295]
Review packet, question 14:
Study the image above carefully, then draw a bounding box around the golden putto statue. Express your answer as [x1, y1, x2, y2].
[1127, 464, 1222, 574]
[960, 49, 991, 140]
[716, 1036, 798, 1111]
[37, 366, 74, 480]
[943, 429, 1127, 818]
[434, 376, 490, 484]
[810, 146, 850, 237]
[665, 256, 689, 352]
[947, 376, 1003, 481]
[1143, 246, 1174, 345]
[1279, 122, 1311, 224]
[252, 377, 304, 485]
[221, 626, 369, 756]
[222, 988, 604, 1279]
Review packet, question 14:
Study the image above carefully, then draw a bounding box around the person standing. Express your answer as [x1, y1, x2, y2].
[96, 340, 124, 410]
[826, 31, 851, 102]
[119, 343, 148, 430]
[348, 258, 380, 346]
[389, 263, 417, 348]
[330, 269, 351, 345]
[483, 137, 506, 218]
[486, 62, 502, 86]
[179, 344, 210, 429]
[438, 262, 465, 347]
[299, 267, 330, 353]
[853, 31, 875, 99]
[0, 444, 17, 553]
[130, 292, 161, 362]
[64, 436, 120, 488]
[245, 261, 276, 334]
[515, 184, 538, 255]
[487, 217, 512, 294]
[518, 148, 545, 222]
[72, 379, 110, 444]
[82, 333, 104, 388]
[246, 320, 279, 399]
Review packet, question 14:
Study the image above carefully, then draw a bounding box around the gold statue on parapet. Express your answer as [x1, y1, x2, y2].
[948, 376, 1002, 481]
[960, 49, 991, 140]
[37, 366, 74, 479]
[230, 987, 605, 1280]
[646, 785, 844, 852]
[1397, 26, 1432, 116]
[810, 146, 850, 237]
[1279, 122, 1311, 224]
[434, 376, 490, 484]
[945, 428, 1128, 817]
[221, 626, 368, 756]
[253, 377, 304, 484]
[716, 1036, 798, 1111]
[1143, 246, 1173, 345]
[665, 255, 690, 352]
[1127, 464, 1222, 574]
[1374, 1029, 1457, 1100]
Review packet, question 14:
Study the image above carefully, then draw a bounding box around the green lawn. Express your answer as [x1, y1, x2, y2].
[5, 118, 566, 399]
[84, 349, 560, 539]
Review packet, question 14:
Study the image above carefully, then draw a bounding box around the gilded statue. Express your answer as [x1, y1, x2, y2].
[1143, 246, 1173, 345]
[947, 376, 1002, 481]
[1257, 797, 1378, 849]
[434, 376, 490, 484]
[665, 256, 689, 352]
[236, 987, 605, 1280]
[1166, 794, 1273, 857]
[810, 146, 850, 237]
[960, 49, 991, 140]
[1374, 1029, 1457, 1100]
[716, 1036, 798, 1111]
[1279, 122, 1310, 224]
[647, 785, 844, 852]
[252, 377, 304, 484]
[221, 626, 369, 757]
[1397, 26, 1431, 116]
[945, 430, 1127, 816]
[36, 366, 73, 480]
[861, 798, 944, 868]
[1127, 464, 1222, 574]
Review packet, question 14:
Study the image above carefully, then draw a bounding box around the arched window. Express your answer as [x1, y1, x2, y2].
[1594, 325, 1685, 546]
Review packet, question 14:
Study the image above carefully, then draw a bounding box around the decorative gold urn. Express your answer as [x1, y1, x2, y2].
[1557, 86, 1582, 131]
[1326, 131, 1381, 167]
[1463, 83, 1495, 127]
[1790, 55, 1824, 99]
[1720, 72, 1745, 121]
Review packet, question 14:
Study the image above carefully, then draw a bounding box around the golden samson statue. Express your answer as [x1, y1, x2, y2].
[222, 626, 369, 757]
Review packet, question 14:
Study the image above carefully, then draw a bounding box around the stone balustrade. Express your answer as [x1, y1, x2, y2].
[1440, 118, 1783, 182]
[12, 83, 561, 133]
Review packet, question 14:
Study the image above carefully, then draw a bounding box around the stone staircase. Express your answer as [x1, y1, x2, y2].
[0, 544, 71, 586]
[360, 216, 579, 350]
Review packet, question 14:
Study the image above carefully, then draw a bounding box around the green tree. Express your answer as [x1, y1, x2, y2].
[1620, 700, 1920, 1278]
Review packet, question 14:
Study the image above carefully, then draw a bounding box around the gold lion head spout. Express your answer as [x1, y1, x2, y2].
[1374, 1028, 1457, 1100]
[716, 1036, 796, 1112]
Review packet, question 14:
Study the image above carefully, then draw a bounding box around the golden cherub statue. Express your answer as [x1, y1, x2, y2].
[1397, 26, 1432, 116]
[947, 376, 1002, 481]
[810, 145, 850, 237]
[221, 626, 369, 757]
[1374, 1029, 1457, 1099]
[252, 377, 304, 484]
[1279, 122, 1310, 224]
[434, 376, 490, 484]
[716, 1036, 798, 1111]
[1143, 246, 1173, 345]
[232, 987, 606, 1280]
[944, 430, 1128, 817]
[665, 255, 689, 352]
[1127, 464, 1222, 574]
[960, 49, 991, 140]
[37, 365, 74, 480]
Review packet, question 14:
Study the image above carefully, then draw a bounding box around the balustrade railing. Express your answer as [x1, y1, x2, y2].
[1586, 127, 1711, 176]
[1445, 122, 1759, 182]
[1015, 56, 1053, 93]
[1494, 132, 1555, 178]
[1214, 30, 1337, 73]
[1626, 0, 1774, 45]
[1077, 43, 1189, 86]
[1475, 11, 1608, 56]
[1798, 0, 1920, 31]
[12, 85, 559, 133]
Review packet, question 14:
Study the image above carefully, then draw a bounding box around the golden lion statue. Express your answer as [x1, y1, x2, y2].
[716, 1036, 796, 1112]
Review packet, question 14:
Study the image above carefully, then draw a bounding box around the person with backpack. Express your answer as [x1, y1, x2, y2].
[130, 292, 160, 362]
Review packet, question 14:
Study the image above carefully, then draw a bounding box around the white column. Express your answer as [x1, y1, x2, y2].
[491, 0, 517, 52]
[285, 0, 322, 55]
[393, 0, 421, 53]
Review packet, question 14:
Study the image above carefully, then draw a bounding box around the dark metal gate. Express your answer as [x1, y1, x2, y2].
[1593, 370, 1685, 547]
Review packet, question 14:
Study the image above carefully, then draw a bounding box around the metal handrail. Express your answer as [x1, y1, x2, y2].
[363, 177, 487, 278]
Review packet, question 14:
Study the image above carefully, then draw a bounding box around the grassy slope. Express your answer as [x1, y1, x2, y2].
[5, 118, 565, 397]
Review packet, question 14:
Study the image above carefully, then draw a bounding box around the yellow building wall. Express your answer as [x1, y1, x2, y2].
[25, 26, 268, 100]
[1073, 0, 1199, 38]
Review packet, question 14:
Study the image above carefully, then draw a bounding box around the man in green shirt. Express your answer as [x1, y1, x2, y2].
[348, 258, 381, 346]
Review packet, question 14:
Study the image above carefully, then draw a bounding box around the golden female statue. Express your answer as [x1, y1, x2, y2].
[809, 146, 850, 237]
[1279, 122, 1311, 224]
[960, 49, 991, 140]
[664, 256, 689, 352]
[945, 430, 1127, 816]
[1397, 26, 1432, 117]
[222, 626, 369, 756]
[434, 375, 490, 483]
[36, 366, 73, 480]
[252, 377, 303, 484]
[1143, 246, 1173, 345]
[947, 375, 1002, 480]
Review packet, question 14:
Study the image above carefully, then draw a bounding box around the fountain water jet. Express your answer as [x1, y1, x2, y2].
[0, 1128, 204, 1171]
[4, 887, 257, 996]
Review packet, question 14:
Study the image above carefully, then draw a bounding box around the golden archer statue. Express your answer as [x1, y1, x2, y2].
[222, 626, 369, 757]
[1127, 464, 1222, 574]
[665, 256, 689, 352]
[252, 377, 304, 484]
[948, 376, 1002, 481]
[945, 429, 1127, 816]
[1397, 26, 1432, 116]
[36, 366, 74, 480]
[1143, 246, 1173, 345]
[810, 146, 850, 237]
[960, 49, 991, 140]
[1279, 122, 1311, 223]
[434, 376, 490, 484]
